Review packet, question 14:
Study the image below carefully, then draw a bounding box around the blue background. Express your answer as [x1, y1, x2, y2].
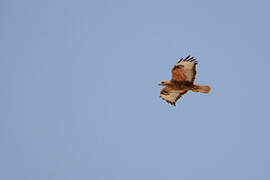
[1, 0, 270, 179]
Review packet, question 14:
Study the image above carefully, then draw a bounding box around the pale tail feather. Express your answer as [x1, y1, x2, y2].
[192, 85, 211, 93]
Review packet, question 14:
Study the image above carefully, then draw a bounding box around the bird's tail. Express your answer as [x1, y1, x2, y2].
[192, 85, 211, 94]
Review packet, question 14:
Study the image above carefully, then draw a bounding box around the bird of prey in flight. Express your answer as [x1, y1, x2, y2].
[159, 56, 210, 106]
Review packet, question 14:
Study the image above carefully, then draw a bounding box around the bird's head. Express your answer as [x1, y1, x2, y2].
[159, 80, 170, 86]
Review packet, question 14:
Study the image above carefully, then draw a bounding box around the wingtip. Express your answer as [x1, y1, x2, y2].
[179, 55, 198, 64]
[168, 101, 176, 106]
[178, 55, 199, 63]
[177, 58, 183, 63]
[184, 55, 191, 60]
[189, 57, 196, 61]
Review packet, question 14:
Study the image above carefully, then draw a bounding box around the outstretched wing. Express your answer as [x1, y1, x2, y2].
[171, 56, 197, 82]
[160, 87, 188, 106]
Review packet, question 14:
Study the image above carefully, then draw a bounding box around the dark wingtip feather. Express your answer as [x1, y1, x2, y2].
[190, 57, 195, 61]
[177, 55, 198, 64]
[184, 55, 191, 60]
[177, 58, 183, 63]
[160, 96, 176, 106]
[168, 101, 176, 106]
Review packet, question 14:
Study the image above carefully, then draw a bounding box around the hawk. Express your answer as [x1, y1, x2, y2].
[159, 56, 210, 106]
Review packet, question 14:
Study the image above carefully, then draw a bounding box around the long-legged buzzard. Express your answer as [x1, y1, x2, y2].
[159, 56, 211, 106]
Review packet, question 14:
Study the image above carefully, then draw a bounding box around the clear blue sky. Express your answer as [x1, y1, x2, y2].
[1, 0, 270, 179]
